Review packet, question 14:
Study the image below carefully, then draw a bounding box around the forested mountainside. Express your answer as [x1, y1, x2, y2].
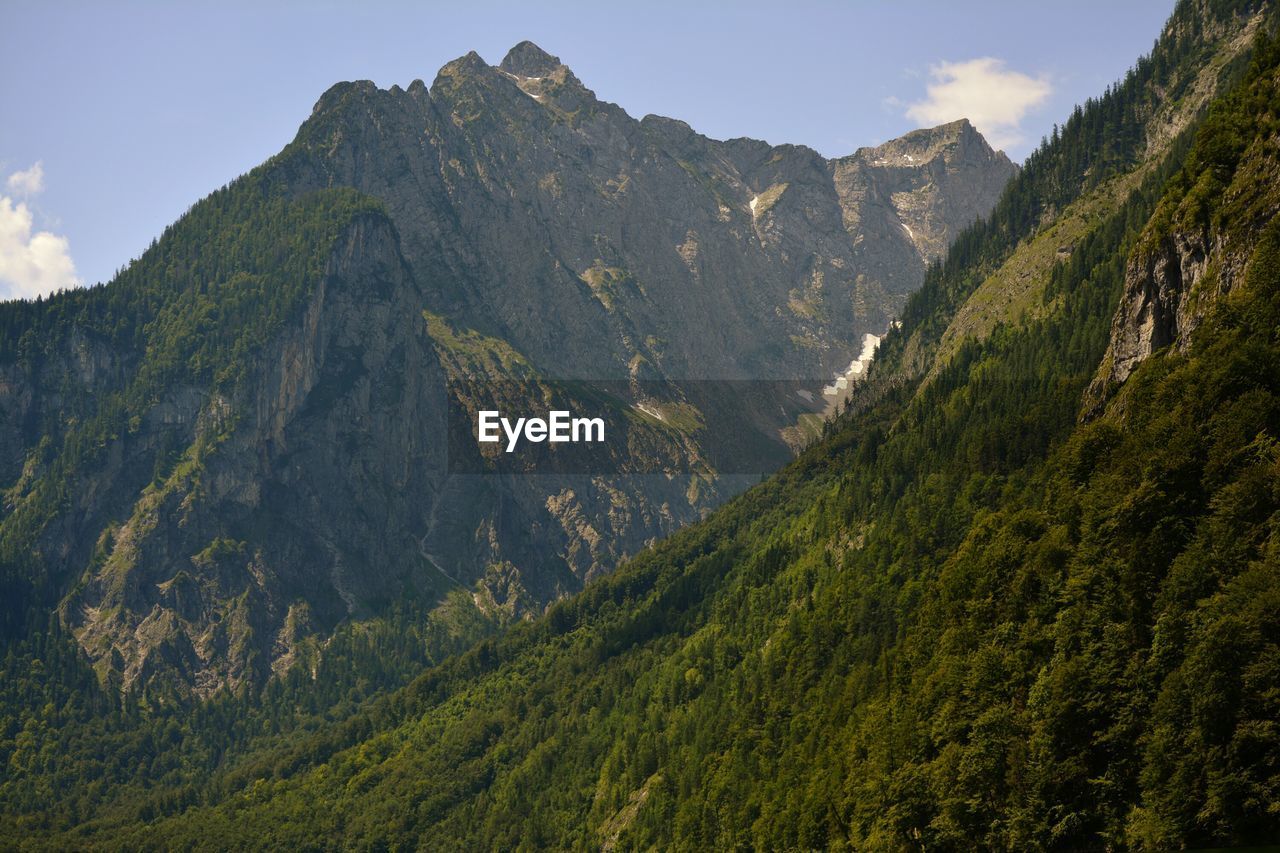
[0, 45, 1015, 699]
[2, 0, 1276, 849]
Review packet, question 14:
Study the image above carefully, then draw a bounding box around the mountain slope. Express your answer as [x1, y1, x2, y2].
[4, 0, 1274, 848]
[0, 49, 1015, 697]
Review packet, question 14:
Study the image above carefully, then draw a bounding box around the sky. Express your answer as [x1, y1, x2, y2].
[1, 0, 1178, 298]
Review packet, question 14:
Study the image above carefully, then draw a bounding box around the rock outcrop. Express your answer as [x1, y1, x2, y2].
[1100, 228, 1225, 388]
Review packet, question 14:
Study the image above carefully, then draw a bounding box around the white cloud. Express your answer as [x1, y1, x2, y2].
[6, 161, 44, 196]
[905, 58, 1051, 152]
[0, 162, 80, 300]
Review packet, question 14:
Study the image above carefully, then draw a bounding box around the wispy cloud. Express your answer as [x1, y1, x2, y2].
[0, 163, 80, 300]
[905, 58, 1051, 152]
[6, 161, 44, 196]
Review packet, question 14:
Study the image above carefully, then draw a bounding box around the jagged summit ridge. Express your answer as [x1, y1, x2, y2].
[307, 42, 1007, 169]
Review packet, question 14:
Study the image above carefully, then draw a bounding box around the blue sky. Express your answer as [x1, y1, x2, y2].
[1, 0, 1176, 296]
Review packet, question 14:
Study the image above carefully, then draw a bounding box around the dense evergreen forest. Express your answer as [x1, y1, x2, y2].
[2, 0, 1279, 848]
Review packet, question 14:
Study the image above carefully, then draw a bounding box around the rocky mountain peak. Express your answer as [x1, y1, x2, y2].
[431, 49, 494, 89]
[914, 117, 983, 151]
[500, 41, 564, 77]
[857, 117, 1001, 167]
[830, 117, 1018, 271]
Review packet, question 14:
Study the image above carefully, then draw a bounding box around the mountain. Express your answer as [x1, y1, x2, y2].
[2, 0, 1272, 847]
[279, 43, 1012, 382]
[0, 44, 1014, 702]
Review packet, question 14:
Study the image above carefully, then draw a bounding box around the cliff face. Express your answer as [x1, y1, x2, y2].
[0, 43, 1018, 696]
[1098, 228, 1229, 388]
[58, 214, 450, 694]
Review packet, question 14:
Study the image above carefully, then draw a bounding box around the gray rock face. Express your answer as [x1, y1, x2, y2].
[832, 119, 1017, 295]
[1110, 230, 1214, 383]
[1087, 225, 1242, 410]
[8, 43, 1018, 695]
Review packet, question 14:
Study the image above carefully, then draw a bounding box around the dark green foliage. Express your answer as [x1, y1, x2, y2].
[0, 592, 492, 840]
